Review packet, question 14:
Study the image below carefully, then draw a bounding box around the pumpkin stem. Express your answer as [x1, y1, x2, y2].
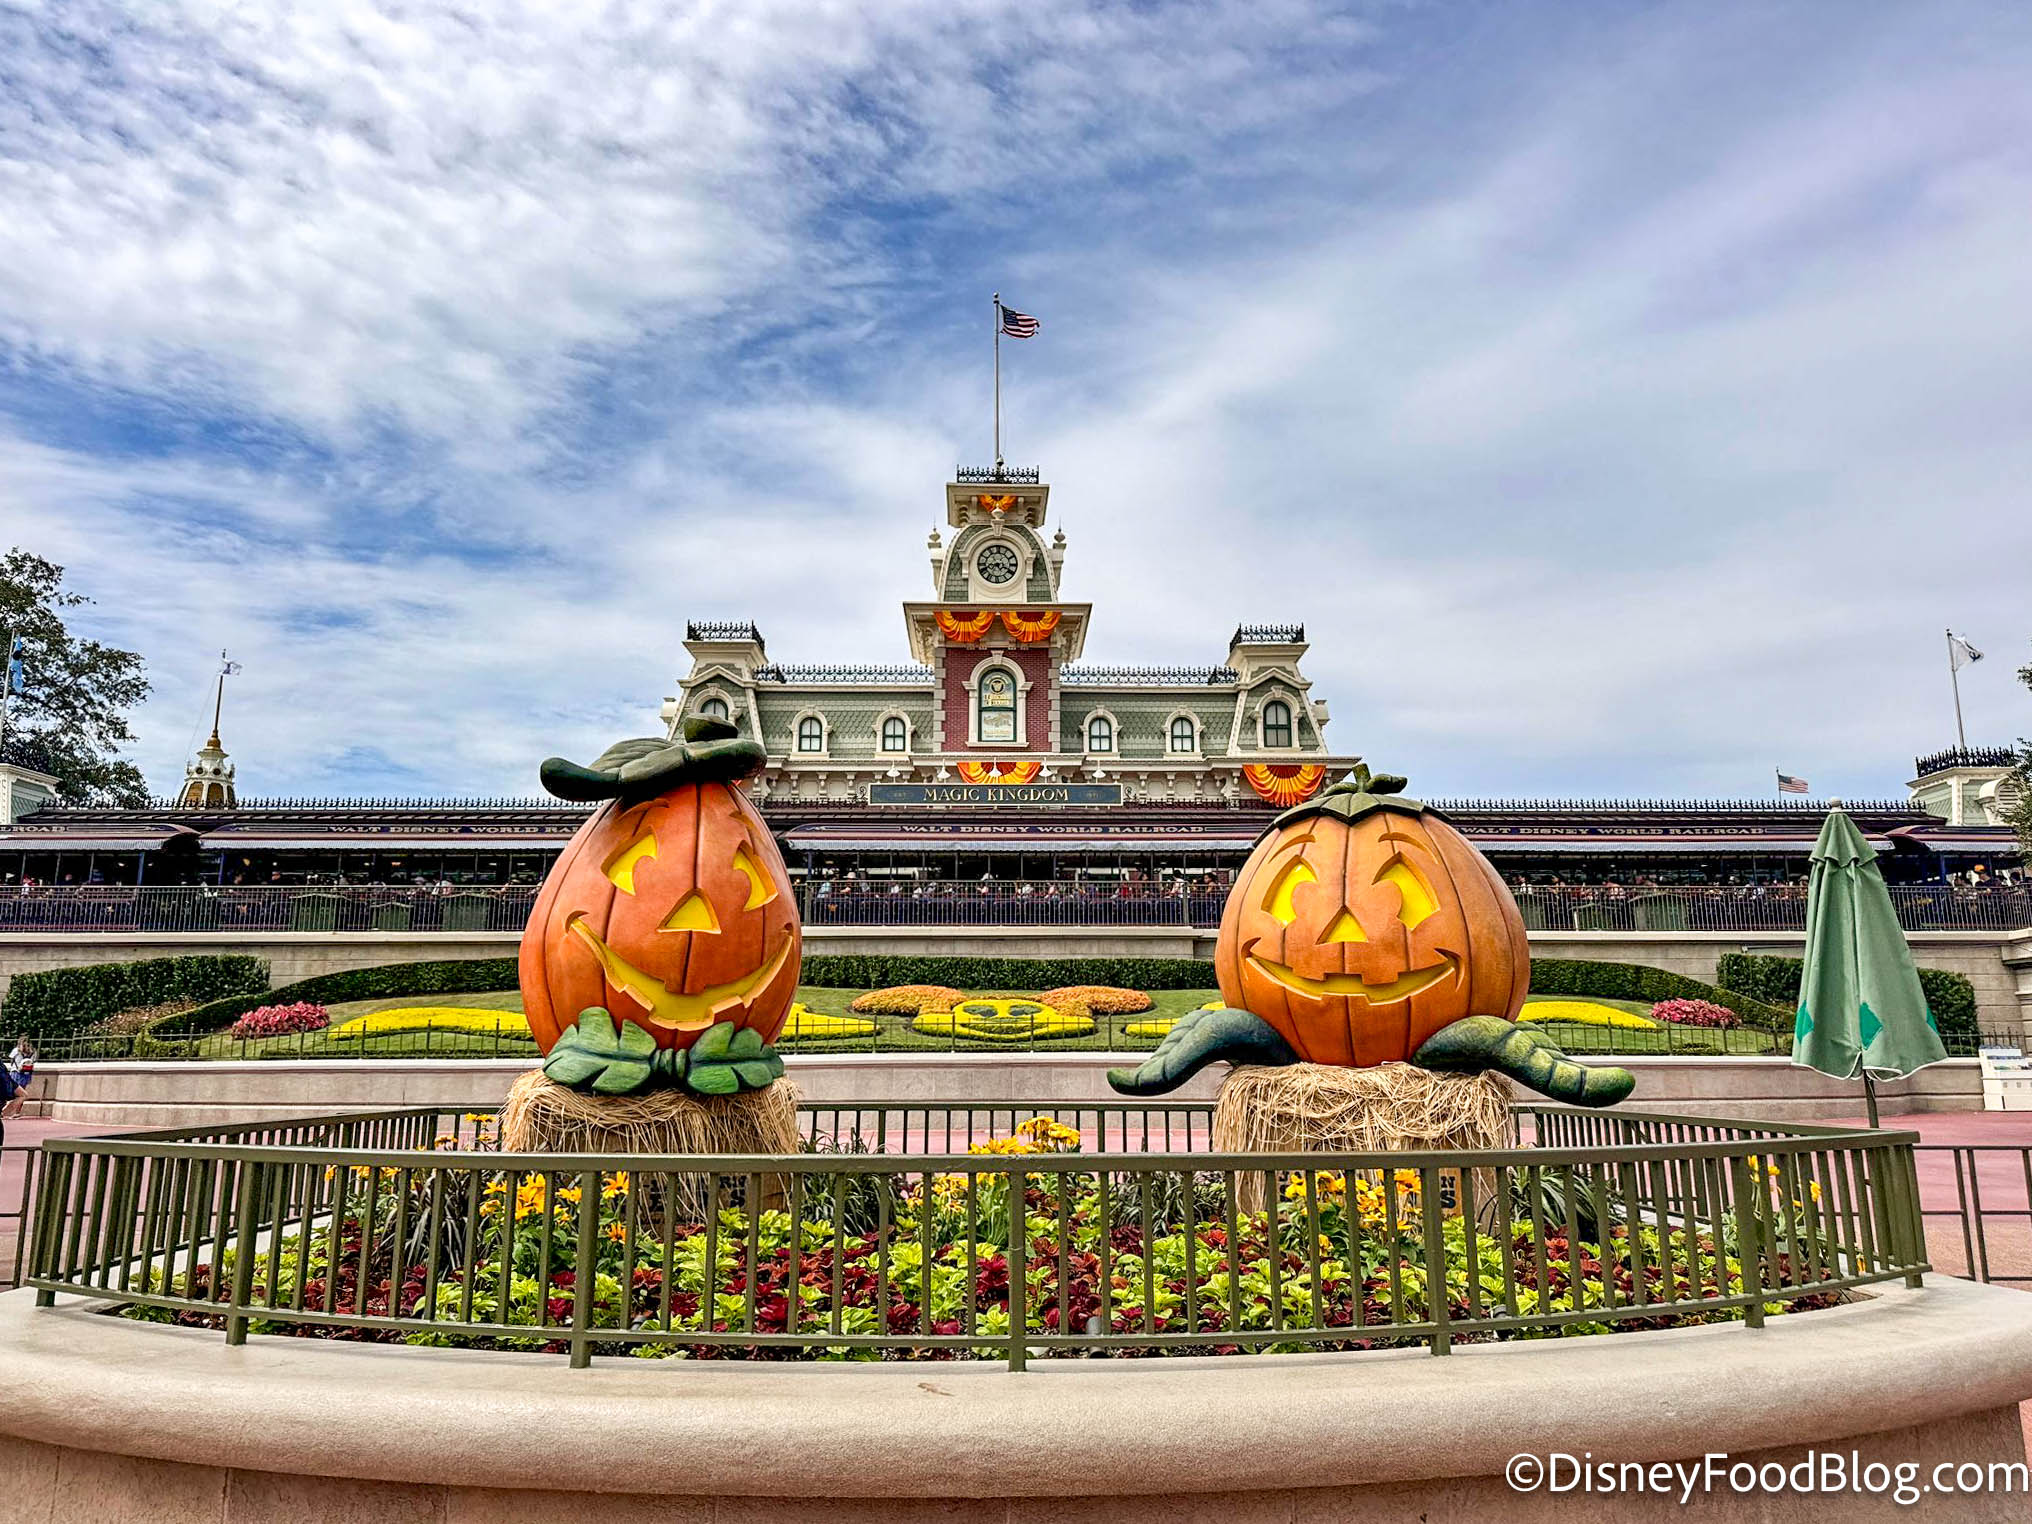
[540, 726, 766, 803]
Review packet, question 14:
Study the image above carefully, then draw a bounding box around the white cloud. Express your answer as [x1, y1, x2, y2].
[2, 0, 2029, 802]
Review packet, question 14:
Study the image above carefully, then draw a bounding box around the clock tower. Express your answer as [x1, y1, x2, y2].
[903, 472, 1091, 757]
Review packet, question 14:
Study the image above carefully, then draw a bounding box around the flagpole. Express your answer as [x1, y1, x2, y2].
[1946, 628, 1966, 750]
[992, 291, 1002, 468]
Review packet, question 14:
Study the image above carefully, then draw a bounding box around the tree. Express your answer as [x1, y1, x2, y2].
[0, 549, 151, 806]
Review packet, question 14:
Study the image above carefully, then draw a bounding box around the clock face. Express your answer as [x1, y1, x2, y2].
[976, 543, 1020, 585]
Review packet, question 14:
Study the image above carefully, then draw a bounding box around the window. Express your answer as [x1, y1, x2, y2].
[978, 666, 1018, 743]
[1169, 716, 1197, 753]
[881, 716, 908, 752]
[797, 716, 824, 752]
[699, 695, 730, 722]
[1087, 714, 1114, 753]
[1262, 699, 1293, 748]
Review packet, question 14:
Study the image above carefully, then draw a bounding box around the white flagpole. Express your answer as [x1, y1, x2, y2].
[1947, 628, 1966, 750]
[992, 291, 1002, 468]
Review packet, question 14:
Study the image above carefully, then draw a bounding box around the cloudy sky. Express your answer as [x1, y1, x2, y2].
[2, 0, 2027, 803]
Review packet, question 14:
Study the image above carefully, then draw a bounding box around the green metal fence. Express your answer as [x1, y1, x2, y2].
[21, 1103, 1928, 1368]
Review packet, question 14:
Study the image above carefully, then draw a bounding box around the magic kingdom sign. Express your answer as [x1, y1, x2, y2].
[867, 782, 1123, 807]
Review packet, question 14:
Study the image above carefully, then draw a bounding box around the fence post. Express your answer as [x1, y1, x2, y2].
[224, 1161, 262, 1346]
[570, 1167, 599, 1368]
[1729, 1152, 1766, 1328]
[31, 1151, 67, 1305]
[1421, 1165, 1450, 1354]
[1007, 1169, 1027, 1372]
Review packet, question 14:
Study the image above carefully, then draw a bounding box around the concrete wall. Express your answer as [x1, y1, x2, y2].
[27, 1050, 1984, 1128]
[5, 925, 2028, 1034]
[5, 1279, 2031, 1522]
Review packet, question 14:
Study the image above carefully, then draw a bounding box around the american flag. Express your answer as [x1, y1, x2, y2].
[997, 302, 1040, 338]
[1777, 770, 1810, 795]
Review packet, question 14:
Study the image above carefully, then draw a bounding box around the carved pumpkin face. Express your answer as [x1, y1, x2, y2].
[1217, 800, 1527, 1067]
[519, 781, 801, 1054]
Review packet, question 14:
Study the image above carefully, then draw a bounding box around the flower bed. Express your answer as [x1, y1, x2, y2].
[329, 1007, 530, 1041]
[1518, 1000, 1658, 1031]
[779, 1005, 880, 1042]
[130, 1118, 1842, 1360]
[1039, 985, 1153, 1015]
[1651, 999, 1742, 1029]
[912, 998, 1096, 1042]
[227, 1002, 329, 1040]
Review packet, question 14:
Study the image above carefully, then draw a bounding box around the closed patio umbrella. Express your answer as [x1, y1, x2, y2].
[1792, 805, 1947, 1126]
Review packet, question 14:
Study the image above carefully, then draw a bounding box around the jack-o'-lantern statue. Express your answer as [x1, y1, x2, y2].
[520, 719, 798, 1098]
[1110, 765, 1634, 1107]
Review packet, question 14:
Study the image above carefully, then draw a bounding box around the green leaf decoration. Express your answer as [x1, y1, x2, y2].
[542, 1007, 658, 1095]
[1106, 1007, 1297, 1096]
[1414, 1014, 1635, 1108]
[682, 1021, 784, 1097]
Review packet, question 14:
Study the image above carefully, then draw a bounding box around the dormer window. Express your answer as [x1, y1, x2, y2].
[1170, 716, 1198, 753]
[797, 716, 825, 752]
[700, 695, 730, 722]
[1087, 714, 1114, 753]
[881, 716, 909, 752]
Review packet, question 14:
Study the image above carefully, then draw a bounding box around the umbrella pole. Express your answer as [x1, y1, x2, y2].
[1863, 1073, 1880, 1129]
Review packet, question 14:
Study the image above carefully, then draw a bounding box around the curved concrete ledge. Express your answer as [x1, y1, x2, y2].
[30, 1049, 1982, 1127]
[3, 1280, 2031, 1521]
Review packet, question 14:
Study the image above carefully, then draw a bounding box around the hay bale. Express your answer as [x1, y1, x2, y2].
[1213, 1062, 1512, 1212]
[499, 1071, 801, 1217]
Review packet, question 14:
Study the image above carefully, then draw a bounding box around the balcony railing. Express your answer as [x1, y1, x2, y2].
[0, 882, 2024, 936]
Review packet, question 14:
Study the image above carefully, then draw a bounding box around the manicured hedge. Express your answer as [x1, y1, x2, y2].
[1527, 956, 1792, 1030]
[137, 957, 520, 1055]
[3, 955, 269, 1039]
[1717, 952, 1980, 1040]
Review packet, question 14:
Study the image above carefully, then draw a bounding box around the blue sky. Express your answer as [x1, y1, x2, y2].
[2, 0, 2027, 802]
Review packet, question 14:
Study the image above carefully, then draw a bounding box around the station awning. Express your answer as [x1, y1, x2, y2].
[200, 834, 577, 851]
[0, 827, 197, 852]
[780, 824, 1263, 854]
[1471, 837, 1887, 854]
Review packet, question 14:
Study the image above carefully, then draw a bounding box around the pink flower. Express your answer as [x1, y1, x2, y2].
[228, 1002, 330, 1040]
[1650, 998, 1741, 1029]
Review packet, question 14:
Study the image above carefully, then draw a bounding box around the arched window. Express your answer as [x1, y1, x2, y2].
[977, 666, 1018, 744]
[1087, 714, 1114, 753]
[699, 695, 730, 722]
[1262, 699, 1293, 748]
[881, 716, 908, 752]
[797, 716, 825, 752]
[1169, 716, 1197, 753]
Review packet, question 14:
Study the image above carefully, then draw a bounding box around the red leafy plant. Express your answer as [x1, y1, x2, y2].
[1650, 998, 1741, 1029]
[228, 1002, 331, 1040]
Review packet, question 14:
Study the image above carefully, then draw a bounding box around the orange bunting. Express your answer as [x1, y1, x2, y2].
[956, 759, 1042, 785]
[1000, 609, 1061, 643]
[936, 609, 996, 643]
[1241, 763, 1327, 807]
[976, 494, 1017, 513]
